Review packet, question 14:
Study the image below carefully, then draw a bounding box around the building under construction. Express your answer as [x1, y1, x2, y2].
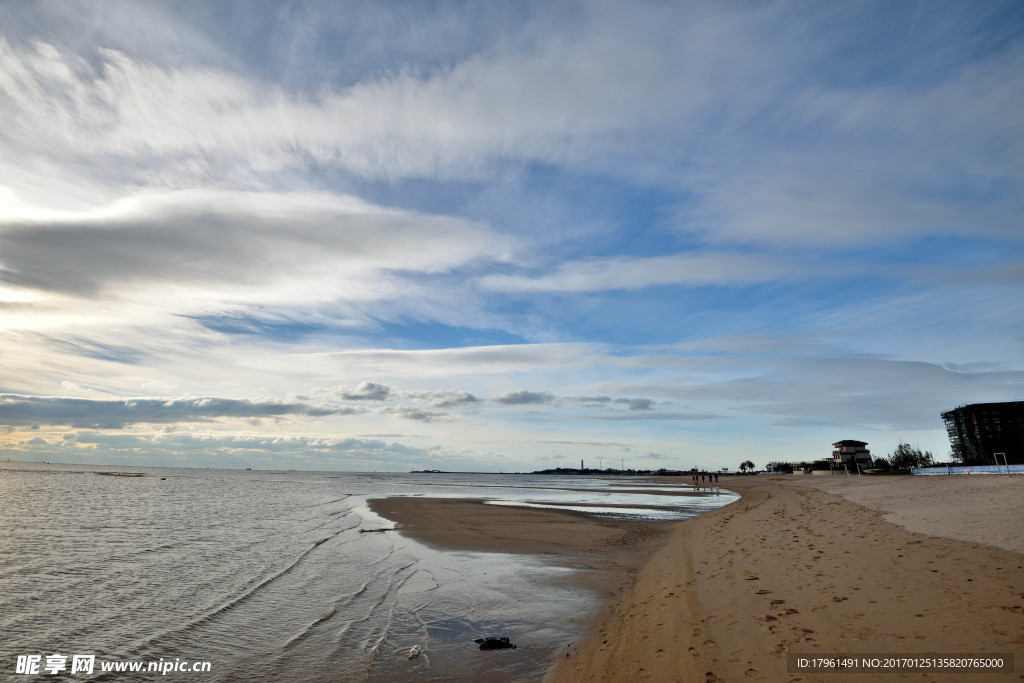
[941, 401, 1024, 465]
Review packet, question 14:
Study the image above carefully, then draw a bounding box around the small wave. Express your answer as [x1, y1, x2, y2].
[337, 581, 370, 607]
[283, 607, 337, 649]
[130, 534, 338, 653]
[354, 562, 418, 656]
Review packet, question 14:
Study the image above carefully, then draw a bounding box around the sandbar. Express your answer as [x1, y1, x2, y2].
[367, 496, 672, 602]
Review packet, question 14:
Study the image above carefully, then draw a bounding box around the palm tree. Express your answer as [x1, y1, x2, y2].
[740, 460, 755, 474]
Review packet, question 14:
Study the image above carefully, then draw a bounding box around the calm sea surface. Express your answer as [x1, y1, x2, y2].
[0, 463, 737, 681]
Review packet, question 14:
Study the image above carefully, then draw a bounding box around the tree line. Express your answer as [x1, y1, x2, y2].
[873, 443, 934, 470]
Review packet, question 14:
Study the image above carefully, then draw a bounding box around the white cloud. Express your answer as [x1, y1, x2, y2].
[403, 389, 483, 408]
[0, 4, 762, 205]
[1, 4, 1020, 249]
[384, 406, 455, 423]
[618, 398, 655, 411]
[481, 252, 796, 292]
[320, 343, 612, 378]
[0, 394, 362, 429]
[0, 188, 512, 392]
[683, 42, 1024, 247]
[335, 382, 391, 401]
[491, 390, 556, 406]
[1, 6, 1019, 265]
[0, 189, 506, 299]
[55, 430, 436, 461]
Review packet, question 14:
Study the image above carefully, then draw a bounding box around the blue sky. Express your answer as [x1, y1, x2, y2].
[1, 0, 1022, 472]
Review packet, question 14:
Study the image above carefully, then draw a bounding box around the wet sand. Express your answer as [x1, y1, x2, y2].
[367, 496, 672, 604]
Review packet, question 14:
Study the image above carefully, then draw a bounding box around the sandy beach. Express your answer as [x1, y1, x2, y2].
[552, 475, 1023, 682]
[372, 475, 1023, 682]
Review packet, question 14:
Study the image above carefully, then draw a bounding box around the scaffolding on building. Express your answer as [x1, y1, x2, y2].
[941, 401, 1024, 465]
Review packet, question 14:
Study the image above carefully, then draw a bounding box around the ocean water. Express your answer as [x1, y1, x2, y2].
[0, 463, 737, 681]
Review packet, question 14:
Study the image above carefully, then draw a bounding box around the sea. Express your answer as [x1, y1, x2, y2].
[0, 462, 738, 681]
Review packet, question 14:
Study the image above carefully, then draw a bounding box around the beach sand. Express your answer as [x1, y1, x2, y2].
[551, 475, 1023, 682]
[371, 476, 1023, 682]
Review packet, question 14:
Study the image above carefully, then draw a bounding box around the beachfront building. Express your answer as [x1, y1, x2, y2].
[941, 401, 1024, 465]
[832, 440, 872, 469]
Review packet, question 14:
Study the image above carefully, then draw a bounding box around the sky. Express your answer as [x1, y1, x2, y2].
[1, 0, 1022, 472]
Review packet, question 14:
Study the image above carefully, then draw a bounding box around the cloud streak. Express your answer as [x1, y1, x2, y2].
[481, 252, 796, 292]
[0, 394, 361, 429]
[5, 3, 1018, 249]
[0, 189, 506, 300]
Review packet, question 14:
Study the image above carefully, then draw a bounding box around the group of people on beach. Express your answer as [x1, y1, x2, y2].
[692, 471, 718, 485]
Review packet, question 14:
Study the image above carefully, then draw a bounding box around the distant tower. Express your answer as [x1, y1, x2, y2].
[580, 459, 584, 472]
